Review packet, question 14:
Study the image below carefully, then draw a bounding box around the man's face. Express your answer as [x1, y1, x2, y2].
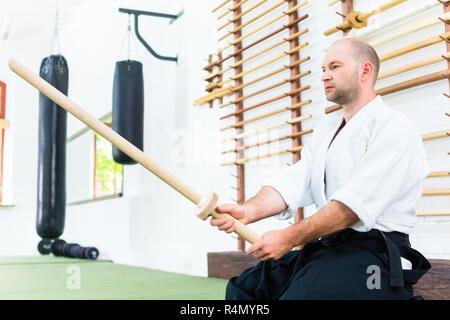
[321, 42, 361, 105]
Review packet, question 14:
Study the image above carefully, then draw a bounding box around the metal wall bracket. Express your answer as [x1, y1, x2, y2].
[119, 8, 184, 63]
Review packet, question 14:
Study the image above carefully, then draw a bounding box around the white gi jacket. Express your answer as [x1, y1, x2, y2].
[263, 95, 430, 234]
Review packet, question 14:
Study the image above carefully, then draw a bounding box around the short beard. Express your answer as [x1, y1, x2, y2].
[328, 85, 359, 105]
[326, 67, 361, 105]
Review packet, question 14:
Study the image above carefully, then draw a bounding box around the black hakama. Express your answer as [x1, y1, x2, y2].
[226, 228, 430, 300]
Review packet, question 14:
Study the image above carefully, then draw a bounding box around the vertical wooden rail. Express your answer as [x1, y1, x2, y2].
[206, 55, 214, 108]
[0, 82, 6, 204]
[341, 0, 354, 36]
[443, 0, 450, 96]
[232, 0, 246, 251]
[287, 0, 305, 227]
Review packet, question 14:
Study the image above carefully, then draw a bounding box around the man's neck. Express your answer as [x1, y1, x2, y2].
[341, 92, 377, 123]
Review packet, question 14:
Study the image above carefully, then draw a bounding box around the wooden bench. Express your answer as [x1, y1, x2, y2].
[208, 252, 450, 300]
[413, 259, 450, 300]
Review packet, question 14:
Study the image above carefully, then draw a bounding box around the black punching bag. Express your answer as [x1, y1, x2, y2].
[112, 60, 144, 164]
[36, 55, 68, 240]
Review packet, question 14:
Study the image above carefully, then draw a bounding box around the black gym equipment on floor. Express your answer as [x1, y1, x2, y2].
[38, 239, 99, 260]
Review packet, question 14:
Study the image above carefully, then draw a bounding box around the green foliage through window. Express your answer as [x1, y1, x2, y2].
[94, 127, 123, 198]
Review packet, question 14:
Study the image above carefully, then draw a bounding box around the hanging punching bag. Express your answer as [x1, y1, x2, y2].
[112, 60, 144, 164]
[36, 55, 68, 240]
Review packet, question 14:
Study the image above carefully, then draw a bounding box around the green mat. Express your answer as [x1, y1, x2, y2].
[0, 256, 227, 300]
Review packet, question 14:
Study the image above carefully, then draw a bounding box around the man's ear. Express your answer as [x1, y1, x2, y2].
[360, 61, 374, 83]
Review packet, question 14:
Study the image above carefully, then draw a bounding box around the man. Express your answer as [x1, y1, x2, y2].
[208, 38, 431, 300]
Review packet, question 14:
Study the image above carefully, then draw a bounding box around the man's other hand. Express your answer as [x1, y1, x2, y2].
[246, 229, 294, 261]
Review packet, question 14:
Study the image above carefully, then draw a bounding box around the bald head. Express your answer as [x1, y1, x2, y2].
[321, 38, 379, 105]
[332, 38, 380, 84]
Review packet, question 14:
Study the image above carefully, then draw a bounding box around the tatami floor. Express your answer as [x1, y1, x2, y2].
[0, 256, 227, 300]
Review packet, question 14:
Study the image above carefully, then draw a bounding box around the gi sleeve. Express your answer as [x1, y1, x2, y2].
[261, 141, 314, 220]
[329, 118, 430, 230]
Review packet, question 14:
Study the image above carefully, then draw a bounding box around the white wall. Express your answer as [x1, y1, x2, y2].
[0, 0, 448, 277]
[0, 1, 59, 254]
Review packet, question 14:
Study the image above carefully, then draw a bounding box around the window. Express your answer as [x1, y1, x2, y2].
[93, 123, 123, 198]
[66, 113, 123, 204]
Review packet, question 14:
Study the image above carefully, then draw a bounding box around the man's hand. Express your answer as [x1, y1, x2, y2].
[204, 187, 288, 235]
[246, 229, 294, 261]
[205, 203, 253, 234]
